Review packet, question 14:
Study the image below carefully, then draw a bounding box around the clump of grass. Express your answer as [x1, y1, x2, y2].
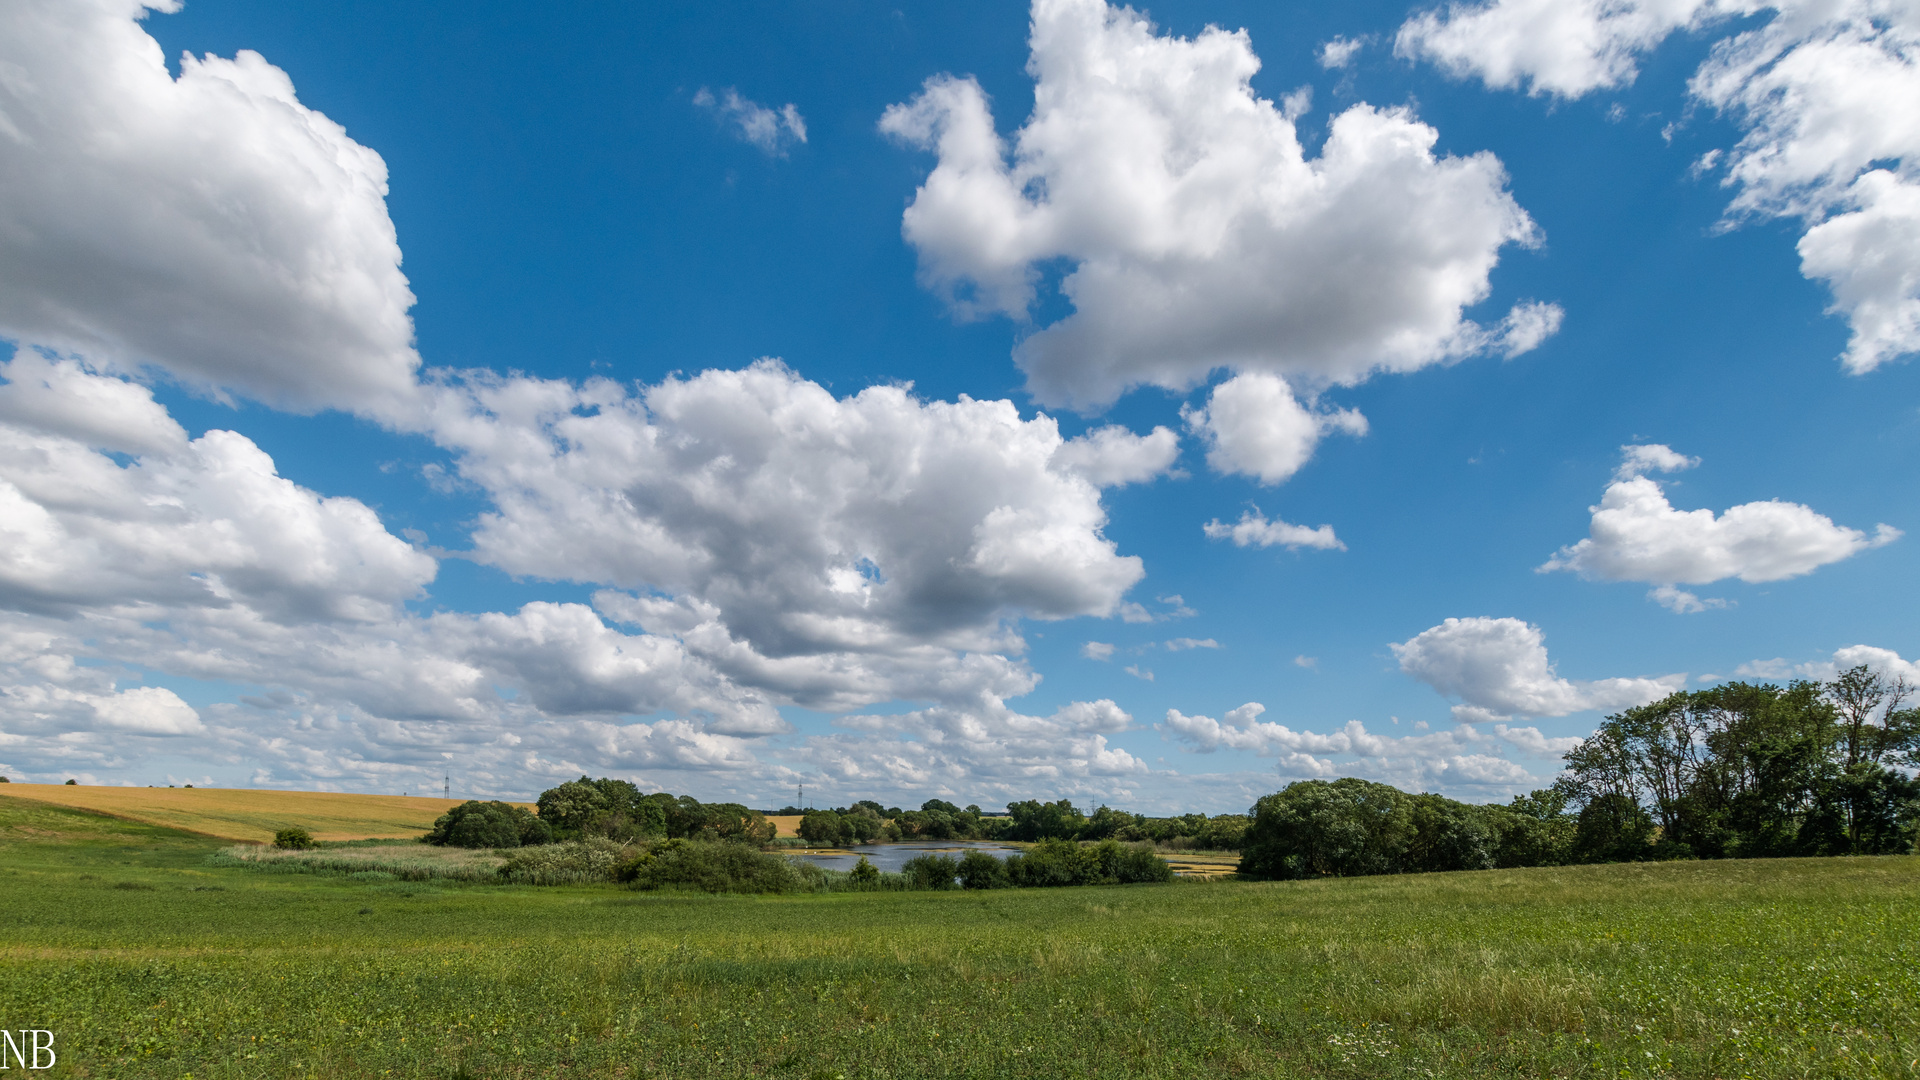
[497, 838, 635, 885]
[213, 841, 506, 882]
[110, 881, 155, 891]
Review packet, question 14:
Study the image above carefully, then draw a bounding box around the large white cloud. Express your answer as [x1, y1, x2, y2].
[882, 0, 1556, 411]
[1540, 444, 1898, 604]
[0, 354, 436, 623]
[1395, 0, 1746, 98]
[1391, 616, 1685, 720]
[0, 0, 419, 413]
[0, 355, 1181, 798]
[423, 360, 1163, 712]
[1399, 0, 1920, 372]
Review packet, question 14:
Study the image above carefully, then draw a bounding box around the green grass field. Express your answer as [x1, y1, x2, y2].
[1, 797, 1915, 1079]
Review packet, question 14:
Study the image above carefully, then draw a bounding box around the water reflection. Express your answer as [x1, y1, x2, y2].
[786, 840, 1023, 873]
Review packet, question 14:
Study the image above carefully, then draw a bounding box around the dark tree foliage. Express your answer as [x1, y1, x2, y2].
[533, 778, 773, 846]
[798, 806, 883, 846]
[616, 838, 804, 894]
[425, 800, 552, 848]
[1003, 799, 1089, 841]
[535, 777, 665, 842]
[273, 826, 316, 850]
[901, 853, 961, 890]
[1555, 670, 1919, 861]
[957, 849, 1009, 889]
[1002, 839, 1174, 886]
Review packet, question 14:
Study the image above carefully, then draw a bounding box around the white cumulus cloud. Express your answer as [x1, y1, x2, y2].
[1399, 0, 1920, 372]
[0, 0, 420, 414]
[1182, 372, 1367, 485]
[881, 0, 1556, 412]
[1391, 616, 1685, 719]
[1203, 509, 1344, 552]
[1541, 446, 1898, 596]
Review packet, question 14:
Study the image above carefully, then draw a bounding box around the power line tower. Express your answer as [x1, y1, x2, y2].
[444, 775, 450, 801]
[797, 783, 804, 810]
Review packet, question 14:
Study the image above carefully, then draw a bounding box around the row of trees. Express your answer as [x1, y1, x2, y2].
[427, 778, 775, 849]
[1238, 667, 1917, 879]
[792, 797, 1248, 849]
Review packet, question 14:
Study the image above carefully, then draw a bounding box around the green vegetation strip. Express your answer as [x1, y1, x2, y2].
[2, 800, 1916, 1079]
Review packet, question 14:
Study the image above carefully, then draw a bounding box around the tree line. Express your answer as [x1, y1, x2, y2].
[791, 797, 1247, 849]
[1238, 666, 1917, 879]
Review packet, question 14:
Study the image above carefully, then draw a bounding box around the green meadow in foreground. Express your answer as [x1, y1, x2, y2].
[1, 800, 1916, 1079]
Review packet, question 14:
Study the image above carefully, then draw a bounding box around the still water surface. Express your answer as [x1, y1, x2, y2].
[787, 840, 1022, 873]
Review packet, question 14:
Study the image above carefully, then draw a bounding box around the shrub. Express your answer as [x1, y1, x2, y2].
[425, 800, 552, 848]
[1004, 839, 1173, 886]
[957, 849, 1008, 889]
[65, 779, 77, 785]
[274, 826, 317, 850]
[617, 838, 806, 894]
[850, 855, 880, 885]
[499, 838, 633, 885]
[901, 854, 960, 890]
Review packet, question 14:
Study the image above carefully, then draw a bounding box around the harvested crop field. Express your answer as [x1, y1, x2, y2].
[0, 782, 519, 842]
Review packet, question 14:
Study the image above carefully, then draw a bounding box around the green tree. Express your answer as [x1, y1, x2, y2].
[425, 800, 551, 848]
[1238, 779, 1414, 880]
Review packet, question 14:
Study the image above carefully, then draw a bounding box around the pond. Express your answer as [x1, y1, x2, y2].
[785, 840, 1024, 873]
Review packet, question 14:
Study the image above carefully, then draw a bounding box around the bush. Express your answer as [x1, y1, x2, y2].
[1003, 839, 1173, 887]
[498, 838, 633, 885]
[849, 855, 880, 885]
[274, 826, 317, 850]
[617, 838, 807, 894]
[957, 849, 1008, 889]
[425, 800, 552, 848]
[65, 779, 76, 785]
[901, 853, 960, 890]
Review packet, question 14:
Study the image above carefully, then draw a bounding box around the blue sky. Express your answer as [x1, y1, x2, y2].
[0, 0, 1914, 811]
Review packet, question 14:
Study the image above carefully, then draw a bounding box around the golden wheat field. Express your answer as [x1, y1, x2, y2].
[0, 782, 517, 842]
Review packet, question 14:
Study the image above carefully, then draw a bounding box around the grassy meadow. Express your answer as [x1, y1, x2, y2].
[0, 783, 492, 842]
[1, 798, 1917, 1078]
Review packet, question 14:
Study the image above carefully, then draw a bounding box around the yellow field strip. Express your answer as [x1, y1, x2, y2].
[0, 783, 521, 843]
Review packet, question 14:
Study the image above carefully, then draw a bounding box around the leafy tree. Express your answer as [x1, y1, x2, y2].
[1238, 779, 1414, 880]
[957, 849, 1009, 889]
[849, 855, 881, 886]
[535, 777, 665, 841]
[1404, 794, 1495, 873]
[425, 800, 552, 848]
[1487, 789, 1575, 868]
[273, 826, 316, 850]
[901, 853, 960, 890]
[1005, 799, 1087, 841]
[798, 810, 849, 846]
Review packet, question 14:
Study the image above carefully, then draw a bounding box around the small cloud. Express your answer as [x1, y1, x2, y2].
[694, 87, 807, 156]
[1118, 595, 1197, 624]
[1165, 637, 1220, 652]
[1648, 585, 1730, 614]
[1124, 665, 1154, 682]
[1203, 508, 1344, 551]
[1081, 641, 1116, 661]
[1606, 102, 1626, 123]
[1293, 654, 1318, 670]
[1318, 35, 1370, 69]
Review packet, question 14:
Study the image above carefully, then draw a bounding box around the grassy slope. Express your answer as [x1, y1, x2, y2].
[0, 783, 515, 842]
[0, 799, 1914, 1079]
